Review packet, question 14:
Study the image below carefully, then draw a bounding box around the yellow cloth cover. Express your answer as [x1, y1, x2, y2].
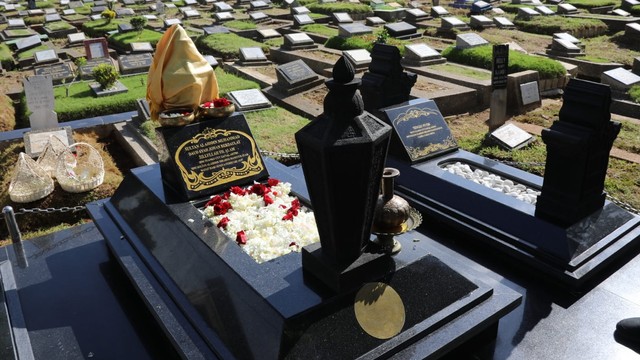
[147, 24, 219, 120]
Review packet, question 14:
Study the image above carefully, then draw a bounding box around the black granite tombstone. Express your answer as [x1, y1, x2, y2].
[118, 53, 153, 75]
[88, 157, 521, 359]
[296, 56, 392, 291]
[274, 59, 322, 95]
[361, 43, 417, 114]
[380, 98, 458, 163]
[535, 79, 622, 225]
[156, 113, 269, 201]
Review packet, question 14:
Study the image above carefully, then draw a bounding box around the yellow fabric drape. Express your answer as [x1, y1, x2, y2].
[147, 24, 219, 120]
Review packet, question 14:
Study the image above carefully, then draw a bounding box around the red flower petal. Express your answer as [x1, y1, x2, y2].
[268, 178, 279, 187]
[217, 217, 229, 229]
[230, 186, 245, 196]
[236, 230, 247, 245]
[282, 213, 294, 221]
[205, 195, 223, 208]
[263, 194, 274, 205]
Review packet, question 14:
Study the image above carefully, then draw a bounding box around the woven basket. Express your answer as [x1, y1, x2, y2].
[37, 135, 69, 179]
[55, 142, 105, 193]
[9, 152, 55, 203]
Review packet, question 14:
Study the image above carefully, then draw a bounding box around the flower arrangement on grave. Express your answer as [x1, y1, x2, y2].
[147, 24, 219, 124]
[198, 97, 235, 118]
[201, 179, 319, 263]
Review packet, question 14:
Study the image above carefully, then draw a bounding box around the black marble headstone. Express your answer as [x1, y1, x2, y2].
[34, 62, 75, 84]
[381, 98, 458, 163]
[156, 113, 269, 201]
[536, 79, 621, 225]
[118, 53, 153, 75]
[274, 59, 321, 95]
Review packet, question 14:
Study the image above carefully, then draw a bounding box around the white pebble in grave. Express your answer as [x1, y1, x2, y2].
[442, 162, 541, 205]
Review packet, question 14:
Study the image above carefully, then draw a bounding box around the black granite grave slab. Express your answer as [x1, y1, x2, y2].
[118, 53, 152, 74]
[387, 149, 640, 287]
[156, 113, 269, 200]
[202, 25, 230, 35]
[384, 21, 417, 38]
[88, 157, 521, 359]
[33, 62, 74, 84]
[274, 59, 323, 95]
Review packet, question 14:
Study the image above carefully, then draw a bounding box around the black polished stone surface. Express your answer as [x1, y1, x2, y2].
[380, 98, 458, 163]
[156, 113, 269, 201]
[87, 158, 520, 359]
[388, 149, 640, 286]
[0, 224, 180, 360]
[3, 162, 640, 359]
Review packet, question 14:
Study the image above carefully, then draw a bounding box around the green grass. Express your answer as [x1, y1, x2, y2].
[307, 2, 373, 14]
[54, 74, 148, 121]
[63, 14, 89, 21]
[575, 55, 612, 63]
[109, 29, 163, 47]
[224, 20, 257, 30]
[630, 85, 640, 103]
[441, 44, 566, 79]
[265, 37, 284, 47]
[196, 33, 270, 60]
[25, 16, 44, 25]
[513, 16, 607, 37]
[614, 120, 640, 154]
[6, 29, 36, 36]
[244, 107, 310, 154]
[16, 44, 51, 60]
[215, 67, 261, 96]
[300, 24, 339, 37]
[0, 43, 12, 69]
[82, 19, 124, 37]
[35, 0, 56, 8]
[429, 63, 491, 80]
[44, 21, 75, 31]
[566, 0, 616, 9]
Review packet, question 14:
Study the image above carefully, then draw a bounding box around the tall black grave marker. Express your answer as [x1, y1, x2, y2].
[535, 79, 621, 225]
[361, 43, 417, 113]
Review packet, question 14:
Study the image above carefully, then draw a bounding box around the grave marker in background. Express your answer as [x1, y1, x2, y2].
[23, 75, 59, 131]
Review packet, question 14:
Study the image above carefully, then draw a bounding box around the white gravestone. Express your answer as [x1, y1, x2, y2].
[23, 75, 58, 130]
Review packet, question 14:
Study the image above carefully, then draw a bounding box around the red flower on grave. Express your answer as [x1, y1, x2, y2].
[250, 183, 269, 196]
[214, 201, 232, 215]
[263, 194, 274, 206]
[205, 195, 223, 208]
[267, 178, 280, 187]
[213, 97, 231, 107]
[282, 212, 294, 221]
[230, 186, 246, 196]
[217, 217, 230, 229]
[236, 230, 247, 245]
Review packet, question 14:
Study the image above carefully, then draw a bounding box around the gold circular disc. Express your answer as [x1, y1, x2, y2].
[354, 282, 406, 339]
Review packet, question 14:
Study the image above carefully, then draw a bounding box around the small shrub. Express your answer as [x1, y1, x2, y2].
[101, 9, 116, 23]
[92, 63, 120, 89]
[630, 85, 640, 104]
[130, 16, 147, 31]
